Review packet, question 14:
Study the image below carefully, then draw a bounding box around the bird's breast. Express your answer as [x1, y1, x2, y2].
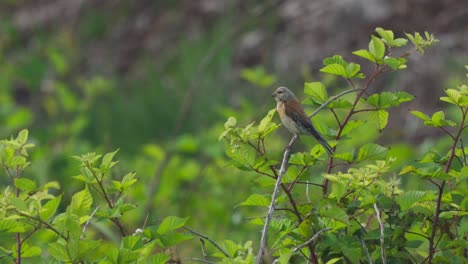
[277, 101, 300, 134]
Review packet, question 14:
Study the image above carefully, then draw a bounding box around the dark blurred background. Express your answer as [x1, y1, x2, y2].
[0, 0, 467, 257]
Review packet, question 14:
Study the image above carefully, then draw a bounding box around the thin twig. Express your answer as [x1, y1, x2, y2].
[292, 228, 332, 252]
[185, 258, 216, 264]
[360, 238, 373, 264]
[200, 239, 207, 258]
[374, 203, 386, 264]
[80, 206, 99, 239]
[306, 180, 311, 203]
[309, 88, 364, 118]
[256, 135, 298, 264]
[183, 227, 230, 258]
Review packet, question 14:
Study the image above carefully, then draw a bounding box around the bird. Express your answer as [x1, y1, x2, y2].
[272, 86, 333, 155]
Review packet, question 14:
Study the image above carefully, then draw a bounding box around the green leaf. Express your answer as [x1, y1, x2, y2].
[397, 191, 436, 211]
[258, 109, 279, 136]
[369, 35, 385, 61]
[333, 152, 354, 162]
[278, 248, 293, 264]
[341, 120, 365, 137]
[101, 149, 119, 171]
[372, 110, 389, 130]
[356, 143, 387, 162]
[392, 38, 408, 47]
[240, 194, 270, 207]
[304, 82, 328, 104]
[40, 194, 63, 221]
[375, 27, 394, 44]
[225, 143, 257, 170]
[320, 205, 348, 224]
[323, 55, 346, 65]
[224, 117, 237, 129]
[146, 253, 171, 264]
[17, 129, 29, 145]
[14, 178, 37, 192]
[411, 110, 430, 121]
[353, 49, 376, 63]
[241, 66, 277, 88]
[326, 258, 343, 264]
[367, 92, 414, 109]
[345, 63, 362, 78]
[320, 64, 347, 78]
[69, 188, 93, 216]
[157, 216, 188, 235]
[18, 243, 42, 258]
[48, 242, 70, 262]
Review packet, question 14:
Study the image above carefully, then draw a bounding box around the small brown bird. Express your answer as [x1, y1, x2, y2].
[272, 86, 333, 155]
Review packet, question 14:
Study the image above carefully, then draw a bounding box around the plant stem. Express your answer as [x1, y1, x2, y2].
[427, 107, 467, 263]
[256, 135, 297, 264]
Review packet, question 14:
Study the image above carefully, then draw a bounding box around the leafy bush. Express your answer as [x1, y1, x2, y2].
[0, 28, 466, 264]
[219, 28, 466, 264]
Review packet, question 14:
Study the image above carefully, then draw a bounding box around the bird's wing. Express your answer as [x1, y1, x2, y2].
[284, 99, 313, 129]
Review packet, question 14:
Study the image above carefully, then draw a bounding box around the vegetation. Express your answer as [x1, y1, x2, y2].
[0, 24, 466, 264]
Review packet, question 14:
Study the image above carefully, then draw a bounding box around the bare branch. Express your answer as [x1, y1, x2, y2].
[183, 227, 230, 258]
[309, 88, 364, 119]
[185, 258, 216, 264]
[374, 203, 386, 264]
[256, 135, 298, 264]
[293, 228, 332, 252]
[80, 206, 100, 239]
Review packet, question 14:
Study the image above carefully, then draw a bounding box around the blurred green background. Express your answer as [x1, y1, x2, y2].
[0, 0, 466, 258]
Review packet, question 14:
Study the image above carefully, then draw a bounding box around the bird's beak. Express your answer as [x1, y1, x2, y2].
[272, 92, 276, 97]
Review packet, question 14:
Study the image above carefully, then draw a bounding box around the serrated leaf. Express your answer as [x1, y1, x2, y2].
[304, 82, 328, 103]
[333, 152, 354, 162]
[356, 143, 387, 162]
[346, 63, 362, 78]
[17, 129, 29, 145]
[40, 194, 62, 221]
[323, 55, 346, 66]
[410, 110, 430, 121]
[14, 178, 37, 192]
[278, 248, 293, 264]
[373, 110, 388, 130]
[375, 27, 394, 44]
[258, 109, 278, 135]
[392, 38, 408, 47]
[341, 120, 365, 137]
[328, 99, 353, 109]
[399, 166, 417, 175]
[320, 64, 347, 78]
[224, 117, 237, 129]
[240, 194, 270, 207]
[157, 216, 188, 235]
[384, 57, 401, 69]
[353, 49, 376, 62]
[69, 188, 93, 216]
[147, 253, 171, 264]
[397, 191, 436, 211]
[369, 35, 385, 61]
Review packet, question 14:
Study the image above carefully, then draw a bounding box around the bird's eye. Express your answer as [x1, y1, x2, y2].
[277, 91, 283, 94]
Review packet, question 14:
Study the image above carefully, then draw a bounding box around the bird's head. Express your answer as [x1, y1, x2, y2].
[272, 86, 297, 102]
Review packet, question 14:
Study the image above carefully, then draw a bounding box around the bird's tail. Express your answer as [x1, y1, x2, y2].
[309, 129, 333, 156]
[316, 135, 333, 156]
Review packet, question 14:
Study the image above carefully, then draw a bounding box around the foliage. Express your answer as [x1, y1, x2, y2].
[0, 25, 465, 264]
[219, 28, 466, 264]
[0, 131, 193, 263]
